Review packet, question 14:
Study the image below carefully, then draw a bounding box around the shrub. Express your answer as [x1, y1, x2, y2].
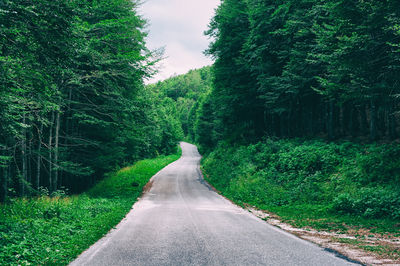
[356, 145, 400, 184]
[202, 138, 400, 220]
[333, 188, 400, 219]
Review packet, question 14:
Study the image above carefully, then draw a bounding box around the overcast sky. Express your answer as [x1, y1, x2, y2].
[139, 0, 220, 83]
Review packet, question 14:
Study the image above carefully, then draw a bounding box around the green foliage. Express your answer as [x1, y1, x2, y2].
[0, 150, 181, 265]
[148, 66, 213, 142]
[195, 93, 219, 152]
[0, 0, 181, 200]
[333, 188, 400, 219]
[205, 0, 264, 143]
[197, 0, 400, 236]
[202, 139, 400, 222]
[356, 145, 400, 184]
[200, 0, 400, 146]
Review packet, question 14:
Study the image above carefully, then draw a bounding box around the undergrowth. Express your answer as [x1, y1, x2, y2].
[0, 148, 181, 265]
[201, 139, 400, 234]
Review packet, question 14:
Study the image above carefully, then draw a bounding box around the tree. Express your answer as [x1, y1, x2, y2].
[0, 0, 179, 201]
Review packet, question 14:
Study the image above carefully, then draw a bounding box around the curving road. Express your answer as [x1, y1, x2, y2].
[71, 142, 355, 266]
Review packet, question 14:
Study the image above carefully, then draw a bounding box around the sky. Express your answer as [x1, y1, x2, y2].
[139, 0, 220, 83]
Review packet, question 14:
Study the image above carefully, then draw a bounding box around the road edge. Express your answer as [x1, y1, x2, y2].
[198, 164, 367, 265]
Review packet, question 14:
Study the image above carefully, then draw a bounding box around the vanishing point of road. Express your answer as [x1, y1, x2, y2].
[71, 142, 356, 266]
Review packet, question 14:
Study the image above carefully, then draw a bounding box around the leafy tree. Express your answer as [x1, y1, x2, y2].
[205, 0, 264, 143]
[0, 0, 181, 201]
[149, 67, 213, 142]
[199, 0, 400, 147]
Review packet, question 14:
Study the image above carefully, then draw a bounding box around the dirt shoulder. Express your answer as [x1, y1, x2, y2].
[247, 207, 400, 266]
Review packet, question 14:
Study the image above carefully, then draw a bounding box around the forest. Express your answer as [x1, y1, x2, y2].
[1, 0, 400, 263]
[195, 0, 400, 148]
[4, 0, 399, 208]
[148, 67, 213, 142]
[0, 0, 182, 202]
[148, 0, 400, 260]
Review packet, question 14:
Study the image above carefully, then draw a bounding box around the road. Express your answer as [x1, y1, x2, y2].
[71, 142, 356, 266]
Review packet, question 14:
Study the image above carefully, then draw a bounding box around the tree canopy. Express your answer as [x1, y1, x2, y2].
[0, 0, 181, 201]
[195, 0, 400, 152]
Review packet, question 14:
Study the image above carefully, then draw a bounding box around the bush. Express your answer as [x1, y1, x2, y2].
[202, 138, 400, 220]
[356, 145, 400, 184]
[333, 188, 400, 219]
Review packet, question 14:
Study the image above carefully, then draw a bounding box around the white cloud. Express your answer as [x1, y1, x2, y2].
[139, 0, 219, 83]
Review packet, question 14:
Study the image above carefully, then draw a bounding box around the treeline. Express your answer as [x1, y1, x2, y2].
[0, 0, 180, 201]
[203, 140, 400, 219]
[197, 0, 400, 150]
[149, 67, 213, 142]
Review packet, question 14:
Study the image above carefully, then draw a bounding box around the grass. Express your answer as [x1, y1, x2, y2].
[264, 204, 400, 235]
[0, 148, 181, 265]
[201, 139, 400, 260]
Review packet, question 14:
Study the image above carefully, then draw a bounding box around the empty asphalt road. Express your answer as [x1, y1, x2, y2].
[71, 142, 355, 266]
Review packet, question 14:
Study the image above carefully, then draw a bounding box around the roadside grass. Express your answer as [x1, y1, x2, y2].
[201, 139, 400, 260]
[265, 204, 400, 235]
[0, 149, 181, 265]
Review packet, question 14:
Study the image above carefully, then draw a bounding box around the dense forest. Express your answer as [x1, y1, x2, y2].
[186, 2, 400, 257]
[148, 0, 400, 231]
[1, 0, 400, 263]
[3, 0, 399, 207]
[148, 67, 213, 142]
[5, 0, 400, 203]
[0, 0, 182, 202]
[194, 0, 400, 150]
[171, 2, 400, 259]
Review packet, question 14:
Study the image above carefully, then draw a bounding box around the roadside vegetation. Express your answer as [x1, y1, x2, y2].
[202, 140, 400, 225]
[2, 0, 400, 264]
[201, 140, 400, 260]
[0, 0, 182, 202]
[181, 2, 400, 261]
[0, 149, 181, 265]
[153, 66, 400, 261]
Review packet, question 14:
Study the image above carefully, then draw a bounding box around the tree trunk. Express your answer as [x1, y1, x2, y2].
[21, 113, 27, 196]
[370, 99, 377, 141]
[327, 101, 334, 140]
[27, 133, 32, 186]
[338, 105, 344, 137]
[279, 114, 285, 137]
[36, 122, 43, 190]
[0, 164, 8, 203]
[389, 101, 397, 139]
[348, 107, 355, 137]
[49, 111, 54, 194]
[308, 108, 313, 136]
[263, 110, 267, 136]
[359, 105, 368, 135]
[53, 111, 60, 193]
[271, 114, 277, 136]
[63, 88, 73, 189]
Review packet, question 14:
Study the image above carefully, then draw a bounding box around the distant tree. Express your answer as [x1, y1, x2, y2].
[149, 66, 213, 142]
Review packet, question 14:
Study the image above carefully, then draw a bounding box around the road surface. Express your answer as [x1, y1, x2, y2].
[71, 142, 356, 266]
